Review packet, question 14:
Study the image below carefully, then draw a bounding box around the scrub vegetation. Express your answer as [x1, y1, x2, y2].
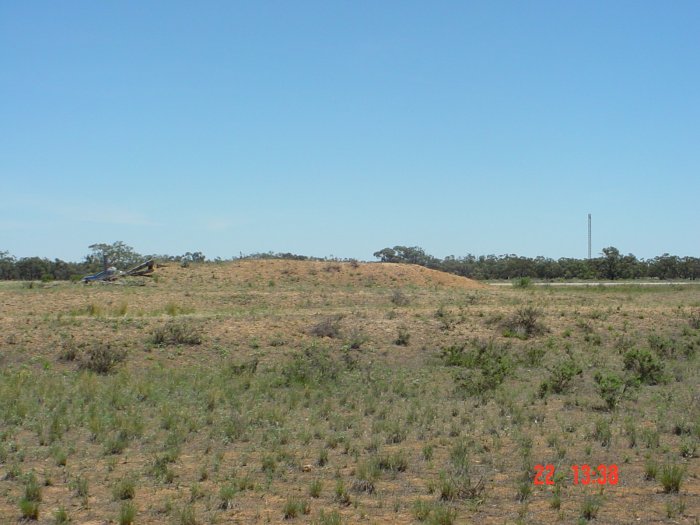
[0, 259, 698, 523]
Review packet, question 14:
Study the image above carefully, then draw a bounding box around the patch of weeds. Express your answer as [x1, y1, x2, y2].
[315, 509, 343, 525]
[19, 472, 41, 519]
[118, 501, 136, 525]
[377, 450, 409, 473]
[112, 476, 136, 500]
[218, 483, 236, 510]
[395, 326, 411, 346]
[261, 454, 277, 474]
[70, 475, 89, 506]
[641, 428, 660, 449]
[644, 458, 658, 480]
[309, 478, 323, 498]
[580, 494, 602, 520]
[512, 277, 532, 288]
[345, 327, 368, 350]
[648, 334, 677, 358]
[666, 496, 687, 518]
[391, 289, 410, 306]
[680, 437, 698, 458]
[524, 345, 546, 367]
[51, 445, 67, 467]
[352, 459, 380, 494]
[427, 503, 457, 524]
[659, 463, 684, 493]
[283, 497, 310, 519]
[178, 504, 197, 525]
[78, 344, 126, 374]
[413, 499, 433, 521]
[58, 338, 78, 362]
[309, 315, 342, 338]
[334, 479, 351, 506]
[54, 506, 70, 524]
[281, 347, 341, 387]
[151, 319, 202, 346]
[501, 306, 546, 339]
[164, 301, 194, 316]
[19, 498, 40, 520]
[593, 418, 613, 447]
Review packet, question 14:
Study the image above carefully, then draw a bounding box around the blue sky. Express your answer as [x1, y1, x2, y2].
[2, 1, 698, 261]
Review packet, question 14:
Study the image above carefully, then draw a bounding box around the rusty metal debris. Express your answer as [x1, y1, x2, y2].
[82, 259, 155, 283]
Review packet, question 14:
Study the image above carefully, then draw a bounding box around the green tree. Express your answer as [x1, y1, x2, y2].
[87, 242, 143, 270]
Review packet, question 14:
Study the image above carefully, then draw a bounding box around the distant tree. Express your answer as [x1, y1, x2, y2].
[650, 254, 681, 280]
[680, 257, 700, 280]
[373, 247, 399, 263]
[599, 247, 623, 280]
[15, 257, 52, 280]
[0, 251, 18, 280]
[181, 251, 206, 264]
[87, 242, 143, 270]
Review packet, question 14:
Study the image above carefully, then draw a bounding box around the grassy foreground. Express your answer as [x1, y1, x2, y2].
[0, 260, 698, 524]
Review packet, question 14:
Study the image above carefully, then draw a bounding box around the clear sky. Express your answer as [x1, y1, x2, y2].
[2, 1, 699, 262]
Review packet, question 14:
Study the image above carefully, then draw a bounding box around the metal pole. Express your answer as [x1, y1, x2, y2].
[588, 214, 592, 260]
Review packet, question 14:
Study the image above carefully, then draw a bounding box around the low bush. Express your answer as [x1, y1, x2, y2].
[151, 320, 202, 346]
[539, 358, 582, 397]
[309, 316, 342, 338]
[79, 344, 126, 374]
[501, 306, 546, 339]
[623, 348, 665, 385]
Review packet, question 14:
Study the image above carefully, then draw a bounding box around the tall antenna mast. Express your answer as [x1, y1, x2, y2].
[588, 214, 592, 260]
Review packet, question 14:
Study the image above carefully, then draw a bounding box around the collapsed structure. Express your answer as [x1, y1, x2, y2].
[82, 259, 155, 283]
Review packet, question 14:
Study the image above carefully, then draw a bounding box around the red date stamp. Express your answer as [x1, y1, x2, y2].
[534, 464, 619, 485]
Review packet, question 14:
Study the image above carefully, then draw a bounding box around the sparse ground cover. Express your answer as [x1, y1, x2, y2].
[0, 260, 698, 524]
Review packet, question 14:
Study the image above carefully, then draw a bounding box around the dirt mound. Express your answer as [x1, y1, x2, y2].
[159, 259, 484, 289]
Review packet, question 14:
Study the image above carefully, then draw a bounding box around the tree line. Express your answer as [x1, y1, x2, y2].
[1, 242, 698, 281]
[0, 242, 206, 281]
[373, 246, 700, 280]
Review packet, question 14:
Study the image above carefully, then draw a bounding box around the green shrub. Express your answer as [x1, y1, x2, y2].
[539, 358, 582, 396]
[512, 277, 532, 289]
[623, 348, 665, 384]
[648, 334, 676, 357]
[594, 371, 633, 410]
[448, 339, 514, 399]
